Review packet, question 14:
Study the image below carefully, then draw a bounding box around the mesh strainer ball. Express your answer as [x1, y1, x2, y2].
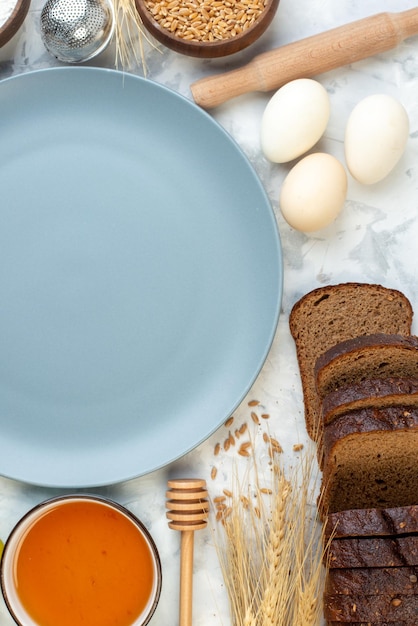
[40, 0, 115, 63]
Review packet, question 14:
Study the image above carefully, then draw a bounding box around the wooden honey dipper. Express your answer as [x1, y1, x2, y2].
[166, 478, 209, 626]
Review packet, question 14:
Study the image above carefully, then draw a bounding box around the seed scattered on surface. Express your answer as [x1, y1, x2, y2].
[224, 416, 234, 428]
[391, 598, 402, 607]
[213, 495, 226, 503]
[238, 441, 252, 456]
[248, 399, 260, 406]
[293, 443, 304, 452]
[251, 411, 260, 424]
[211, 466, 217, 480]
[261, 413, 270, 419]
[239, 423, 248, 434]
[240, 495, 250, 508]
[214, 442, 221, 456]
[267, 435, 282, 450]
[223, 489, 233, 498]
[224, 438, 231, 452]
[260, 487, 272, 494]
[265, 435, 283, 455]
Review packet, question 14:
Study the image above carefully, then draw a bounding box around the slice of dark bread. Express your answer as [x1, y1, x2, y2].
[326, 618, 408, 626]
[322, 378, 418, 426]
[327, 536, 418, 569]
[289, 283, 413, 440]
[324, 593, 418, 622]
[315, 334, 418, 398]
[326, 567, 418, 596]
[323, 406, 418, 460]
[320, 429, 418, 515]
[327, 623, 409, 625]
[325, 505, 418, 540]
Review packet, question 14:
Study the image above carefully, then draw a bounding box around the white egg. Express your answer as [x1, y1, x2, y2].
[279, 153, 347, 232]
[345, 94, 409, 185]
[261, 79, 330, 164]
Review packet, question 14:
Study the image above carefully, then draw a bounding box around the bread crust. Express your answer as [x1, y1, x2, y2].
[322, 378, 418, 425]
[327, 536, 418, 569]
[326, 567, 418, 596]
[315, 334, 418, 398]
[325, 505, 418, 540]
[324, 593, 418, 622]
[289, 283, 413, 440]
[327, 622, 408, 625]
[323, 406, 418, 460]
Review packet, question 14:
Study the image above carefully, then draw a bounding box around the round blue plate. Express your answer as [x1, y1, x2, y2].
[0, 67, 282, 487]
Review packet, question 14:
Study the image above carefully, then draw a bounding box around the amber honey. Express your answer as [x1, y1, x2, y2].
[3, 497, 160, 626]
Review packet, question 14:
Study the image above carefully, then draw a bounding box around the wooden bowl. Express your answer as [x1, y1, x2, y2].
[135, 0, 280, 58]
[0, 0, 31, 50]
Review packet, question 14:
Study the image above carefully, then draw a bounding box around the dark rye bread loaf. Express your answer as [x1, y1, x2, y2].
[322, 378, 418, 426]
[323, 406, 418, 460]
[324, 593, 418, 622]
[326, 567, 418, 596]
[289, 283, 413, 440]
[327, 536, 418, 569]
[325, 505, 418, 540]
[320, 429, 418, 514]
[315, 334, 418, 399]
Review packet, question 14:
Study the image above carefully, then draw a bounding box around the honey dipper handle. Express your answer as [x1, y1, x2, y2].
[191, 8, 418, 109]
[179, 530, 194, 626]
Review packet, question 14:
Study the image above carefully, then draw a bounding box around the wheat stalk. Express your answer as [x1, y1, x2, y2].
[212, 437, 327, 626]
[259, 472, 292, 626]
[216, 472, 265, 625]
[113, 0, 159, 73]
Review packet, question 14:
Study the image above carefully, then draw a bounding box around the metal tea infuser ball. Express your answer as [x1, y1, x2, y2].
[40, 0, 115, 63]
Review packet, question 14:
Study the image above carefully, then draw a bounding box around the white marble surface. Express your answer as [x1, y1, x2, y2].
[1, 0, 418, 624]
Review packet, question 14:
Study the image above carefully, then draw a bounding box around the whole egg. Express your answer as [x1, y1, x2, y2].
[345, 94, 409, 185]
[261, 79, 330, 164]
[279, 153, 347, 232]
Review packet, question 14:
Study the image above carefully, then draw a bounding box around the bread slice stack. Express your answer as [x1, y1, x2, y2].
[289, 283, 418, 624]
[289, 283, 413, 442]
[323, 506, 418, 624]
[318, 337, 418, 514]
[289, 283, 418, 510]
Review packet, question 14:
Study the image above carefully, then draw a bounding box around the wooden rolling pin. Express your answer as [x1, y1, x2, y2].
[166, 478, 209, 626]
[190, 8, 418, 109]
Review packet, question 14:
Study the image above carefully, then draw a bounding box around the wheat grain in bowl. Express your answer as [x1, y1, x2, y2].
[134, 0, 280, 57]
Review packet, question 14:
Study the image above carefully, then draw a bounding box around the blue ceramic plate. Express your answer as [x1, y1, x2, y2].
[0, 67, 282, 487]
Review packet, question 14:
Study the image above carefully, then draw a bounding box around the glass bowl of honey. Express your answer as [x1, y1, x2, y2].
[0, 494, 162, 626]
